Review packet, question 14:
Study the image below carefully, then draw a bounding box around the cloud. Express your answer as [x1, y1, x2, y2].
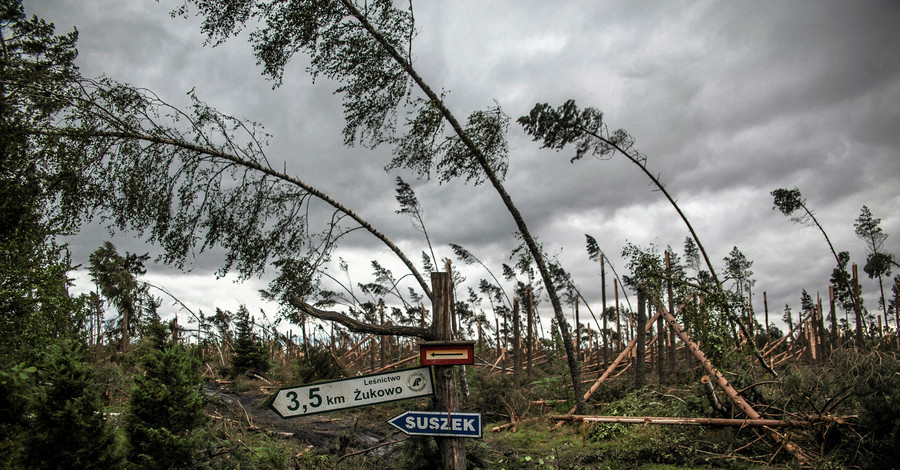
[29, 0, 900, 335]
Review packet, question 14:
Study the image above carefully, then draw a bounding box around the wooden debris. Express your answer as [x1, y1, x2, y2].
[701, 375, 728, 416]
[550, 415, 854, 427]
[656, 299, 813, 465]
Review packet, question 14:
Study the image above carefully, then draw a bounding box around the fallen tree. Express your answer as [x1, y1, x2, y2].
[549, 415, 855, 428]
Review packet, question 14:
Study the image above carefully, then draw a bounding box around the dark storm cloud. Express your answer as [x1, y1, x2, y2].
[27, 0, 900, 330]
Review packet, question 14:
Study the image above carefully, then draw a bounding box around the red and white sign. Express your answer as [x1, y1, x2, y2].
[420, 341, 475, 366]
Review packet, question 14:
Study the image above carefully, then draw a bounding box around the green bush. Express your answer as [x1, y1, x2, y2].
[849, 351, 900, 468]
[125, 320, 204, 469]
[292, 346, 344, 384]
[24, 340, 120, 469]
[776, 350, 900, 468]
[0, 360, 35, 465]
[230, 305, 270, 378]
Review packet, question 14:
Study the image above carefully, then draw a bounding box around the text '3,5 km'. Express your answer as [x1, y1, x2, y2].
[270, 367, 433, 418]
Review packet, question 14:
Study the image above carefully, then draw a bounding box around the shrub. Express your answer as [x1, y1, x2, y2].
[0, 360, 35, 465]
[125, 320, 204, 469]
[849, 351, 900, 468]
[292, 345, 344, 383]
[24, 340, 120, 469]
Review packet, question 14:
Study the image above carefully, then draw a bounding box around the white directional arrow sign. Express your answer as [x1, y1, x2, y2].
[270, 367, 433, 418]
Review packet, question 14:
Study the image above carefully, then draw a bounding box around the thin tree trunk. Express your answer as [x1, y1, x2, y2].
[615, 279, 622, 351]
[526, 286, 534, 382]
[853, 264, 864, 345]
[601, 254, 608, 367]
[665, 251, 675, 378]
[512, 297, 521, 390]
[338, 0, 585, 412]
[635, 289, 646, 388]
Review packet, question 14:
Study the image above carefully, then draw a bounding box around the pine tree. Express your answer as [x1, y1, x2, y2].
[230, 305, 270, 377]
[126, 318, 203, 469]
[24, 340, 120, 469]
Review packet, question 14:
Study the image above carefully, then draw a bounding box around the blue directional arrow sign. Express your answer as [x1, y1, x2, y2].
[388, 411, 482, 438]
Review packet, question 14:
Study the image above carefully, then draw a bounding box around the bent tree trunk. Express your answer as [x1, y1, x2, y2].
[338, 0, 584, 412]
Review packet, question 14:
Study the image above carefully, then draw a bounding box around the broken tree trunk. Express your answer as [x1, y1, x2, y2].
[761, 309, 814, 358]
[431, 272, 466, 470]
[635, 289, 646, 388]
[550, 415, 853, 427]
[655, 298, 812, 465]
[701, 375, 728, 416]
[289, 296, 433, 340]
[553, 308, 665, 428]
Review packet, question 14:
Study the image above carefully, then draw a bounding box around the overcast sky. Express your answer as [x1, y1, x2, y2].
[30, 0, 900, 337]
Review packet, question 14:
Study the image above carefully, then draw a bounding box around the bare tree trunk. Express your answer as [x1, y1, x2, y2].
[430, 272, 466, 470]
[829, 285, 839, 352]
[615, 279, 622, 351]
[635, 289, 646, 388]
[526, 286, 533, 382]
[601, 254, 608, 367]
[512, 297, 521, 390]
[853, 264, 864, 345]
[665, 251, 675, 379]
[379, 300, 386, 369]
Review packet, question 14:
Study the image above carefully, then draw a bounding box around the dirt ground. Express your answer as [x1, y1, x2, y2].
[204, 381, 390, 450]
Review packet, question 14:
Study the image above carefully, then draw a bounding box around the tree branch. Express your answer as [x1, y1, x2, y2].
[288, 294, 433, 340]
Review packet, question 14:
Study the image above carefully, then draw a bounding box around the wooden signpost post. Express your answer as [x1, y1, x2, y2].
[275, 272, 472, 469]
[429, 272, 467, 469]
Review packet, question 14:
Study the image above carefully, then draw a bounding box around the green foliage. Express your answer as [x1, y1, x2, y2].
[518, 100, 634, 163]
[24, 340, 120, 469]
[723, 246, 753, 295]
[854, 206, 888, 259]
[199, 393, 304, 469]
[773, 350, 900, 468]
[230, 305, 270, 377]
[125, 319, 203, 469]
[177, 0, 414, 147]
[844, 352, 900, 467]
[830, 251, 861, 316]
[0, 0, 90, 361]
[621, 242, 664, 294]
[89, 241, 151, 350]
[771, 187, 805, 219]
[0, 361, 35, 465]
[587, 388, 698, 442]
[293, 345, 344, 384]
